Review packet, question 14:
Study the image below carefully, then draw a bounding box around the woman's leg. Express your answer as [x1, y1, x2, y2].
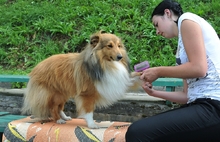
[125, 99, 220, 142]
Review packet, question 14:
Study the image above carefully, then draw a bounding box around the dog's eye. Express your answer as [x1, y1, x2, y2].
[118, 44, 121, 48]
[108, 44, 113, 48]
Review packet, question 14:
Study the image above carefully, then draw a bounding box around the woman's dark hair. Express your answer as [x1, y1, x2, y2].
[151, 0, 183, 22]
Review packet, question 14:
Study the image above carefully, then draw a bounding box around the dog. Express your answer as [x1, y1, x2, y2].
[21, 31, 141, 129]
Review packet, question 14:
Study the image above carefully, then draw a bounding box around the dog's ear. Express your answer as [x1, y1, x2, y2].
[90, 35, 99, 48]
[100, 30, 107, 34]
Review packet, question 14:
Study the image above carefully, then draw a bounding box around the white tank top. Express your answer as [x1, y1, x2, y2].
[176, 12, 220, 103]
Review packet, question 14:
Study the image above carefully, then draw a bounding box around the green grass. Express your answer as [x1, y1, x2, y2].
[0, 0, 219, 74]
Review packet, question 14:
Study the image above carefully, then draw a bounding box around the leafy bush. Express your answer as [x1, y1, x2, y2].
[0, 0, 219, 74]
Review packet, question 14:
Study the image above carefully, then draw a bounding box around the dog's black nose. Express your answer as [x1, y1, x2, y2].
[117, 55, 123, 61]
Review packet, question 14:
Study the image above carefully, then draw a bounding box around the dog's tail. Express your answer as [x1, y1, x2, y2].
[21, 79, 50, 120]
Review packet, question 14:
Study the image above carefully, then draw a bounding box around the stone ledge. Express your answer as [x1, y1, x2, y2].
[0, 83, 181, 122]
[0, 88, 164, 102]
[0, 88, 24, 96]
[0, 88, 172, 122]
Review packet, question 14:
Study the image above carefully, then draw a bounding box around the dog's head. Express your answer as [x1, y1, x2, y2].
[89, 31, 131, 70]
[84, 31, 131, 80]
[89, 31, 125, 61]
[89, 31, 130, 69]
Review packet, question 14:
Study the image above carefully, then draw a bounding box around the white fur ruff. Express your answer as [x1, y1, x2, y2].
[95, 61, 133, 107]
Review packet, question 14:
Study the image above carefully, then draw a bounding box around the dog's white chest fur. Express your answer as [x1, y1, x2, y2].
[95, 62, 133, 107]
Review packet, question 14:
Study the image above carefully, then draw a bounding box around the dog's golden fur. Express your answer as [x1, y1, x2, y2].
[22, 31, 141, 128]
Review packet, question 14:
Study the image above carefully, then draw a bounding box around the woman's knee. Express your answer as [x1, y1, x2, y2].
[125, 123, 140, 141]
[126, 121, 151, 142]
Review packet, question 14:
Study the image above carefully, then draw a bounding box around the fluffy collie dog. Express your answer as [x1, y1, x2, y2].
[22, 31, 141, 128]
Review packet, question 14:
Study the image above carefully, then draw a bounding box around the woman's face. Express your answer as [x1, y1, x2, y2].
[152, 10, 178, 38]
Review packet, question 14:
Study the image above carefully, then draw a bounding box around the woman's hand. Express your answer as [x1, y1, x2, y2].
[142, 81, 154, 96]
[140, 67, 159, 83]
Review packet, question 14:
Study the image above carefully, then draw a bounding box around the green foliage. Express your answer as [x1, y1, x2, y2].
[0, 0, 219, 75]
[11, 82, 27, 89]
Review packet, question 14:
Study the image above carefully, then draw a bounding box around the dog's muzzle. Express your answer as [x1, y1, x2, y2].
[117, 54, 123, 61]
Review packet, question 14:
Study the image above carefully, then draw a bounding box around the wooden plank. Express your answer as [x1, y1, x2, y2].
[153, 78, 183, 87]
[0, 114, 26, 132]
[0, 75, 29, 82]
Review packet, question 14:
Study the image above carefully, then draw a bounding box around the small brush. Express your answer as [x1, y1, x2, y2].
[134, 61, 150, 72]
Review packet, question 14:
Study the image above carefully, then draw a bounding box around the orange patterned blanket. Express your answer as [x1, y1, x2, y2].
[2, 117, 130, 142]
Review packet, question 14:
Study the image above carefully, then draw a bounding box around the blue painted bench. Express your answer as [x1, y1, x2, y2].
[0, 75, 29, 83]
[0, 74, 183, 91]
[0, 112, 26, 133]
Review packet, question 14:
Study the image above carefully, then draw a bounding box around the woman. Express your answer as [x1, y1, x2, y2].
[126, 0, 220, 141]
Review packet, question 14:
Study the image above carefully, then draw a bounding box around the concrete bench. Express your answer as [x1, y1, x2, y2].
[1, 116, 130, 142]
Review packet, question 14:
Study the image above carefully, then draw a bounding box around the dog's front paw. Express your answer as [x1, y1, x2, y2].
[88, 123, 99, 129]
[30, 115, 35, 119]
[60, 111, 72, 121]
[131, 72, 142, 77]
[56, 118, 66, 124]
[63, 116, 72, 121]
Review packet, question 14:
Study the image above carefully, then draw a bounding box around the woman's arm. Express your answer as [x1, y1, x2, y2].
[142, 79, 188, 104]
